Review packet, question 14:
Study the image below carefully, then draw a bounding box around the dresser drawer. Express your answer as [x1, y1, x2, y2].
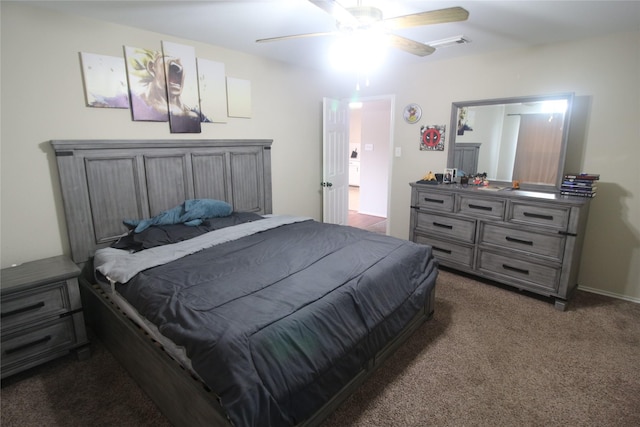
[1, 316, 78, 372]
[508, 201, 570, 230]
[458, 195, 505, 220]
[1, 281, 71, 331]
[415, 211, 475, 243]
[414, 190, 455, 212]
[479, 223, 565, 261]
[477, 249, 560, 292]
[414, 234, 474, 268]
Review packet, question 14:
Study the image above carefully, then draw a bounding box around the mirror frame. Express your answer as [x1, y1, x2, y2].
[447, 92, 574, 192]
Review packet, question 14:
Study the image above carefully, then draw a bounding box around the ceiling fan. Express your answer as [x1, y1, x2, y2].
[256, 0, 469, 57]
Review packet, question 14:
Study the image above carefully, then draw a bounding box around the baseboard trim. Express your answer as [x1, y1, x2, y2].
[356, 210, 387, 218]
[578, 286, 640, 304]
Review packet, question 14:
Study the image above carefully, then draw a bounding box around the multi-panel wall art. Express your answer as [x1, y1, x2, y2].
[81, 41, 251, 133]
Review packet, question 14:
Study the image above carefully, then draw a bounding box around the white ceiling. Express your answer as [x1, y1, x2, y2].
[23, 0, 640, 71]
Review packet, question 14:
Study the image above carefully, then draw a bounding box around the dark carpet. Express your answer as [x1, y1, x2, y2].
[2, 270, 639, 426]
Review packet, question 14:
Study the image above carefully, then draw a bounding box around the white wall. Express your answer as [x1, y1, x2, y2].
[2, 3, 639, 301]
[0, 3, 346, 266]
[359, 98, 391, 217]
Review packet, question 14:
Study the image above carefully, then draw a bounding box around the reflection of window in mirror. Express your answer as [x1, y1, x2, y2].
[512, 112, 564, 184]
[511, 99, 568, 185]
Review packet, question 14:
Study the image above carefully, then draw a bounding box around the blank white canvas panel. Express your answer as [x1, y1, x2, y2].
[226, 77, 251, 118]
[197, 58, 228, 123]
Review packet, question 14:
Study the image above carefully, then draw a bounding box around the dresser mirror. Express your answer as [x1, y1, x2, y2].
[447, 93, 574, 192]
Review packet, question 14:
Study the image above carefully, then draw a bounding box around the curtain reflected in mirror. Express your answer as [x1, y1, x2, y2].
[513, 113, 564, 184]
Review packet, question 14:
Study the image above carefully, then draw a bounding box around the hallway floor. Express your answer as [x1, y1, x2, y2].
[348, 186, 387, 234]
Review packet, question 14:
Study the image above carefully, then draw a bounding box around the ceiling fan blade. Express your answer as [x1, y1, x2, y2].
[383, 7, 469, 29]
[256, 31, 337, 43]
[308, 0, 359, 27]
[387, 34, 436, 57]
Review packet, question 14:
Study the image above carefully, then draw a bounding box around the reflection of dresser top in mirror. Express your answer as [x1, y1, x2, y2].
[409, 182, 591, 310]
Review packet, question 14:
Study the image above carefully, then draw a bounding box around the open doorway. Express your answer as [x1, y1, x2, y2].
[347, 96, 393, 234]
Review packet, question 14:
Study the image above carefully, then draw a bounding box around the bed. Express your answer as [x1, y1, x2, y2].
[50, 139, 438, 427]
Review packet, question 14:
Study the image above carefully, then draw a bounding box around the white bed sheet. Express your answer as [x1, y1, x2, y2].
[96, 281, 202, 381]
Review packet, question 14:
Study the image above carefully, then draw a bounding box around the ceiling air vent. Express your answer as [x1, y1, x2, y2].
[427, 35, 471, 48]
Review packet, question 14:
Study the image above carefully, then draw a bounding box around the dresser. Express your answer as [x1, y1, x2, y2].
[409, 183, 591, 310]
[1, 255, 90, 378]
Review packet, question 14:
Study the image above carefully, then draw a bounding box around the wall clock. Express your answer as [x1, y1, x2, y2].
[403, 104, 422, 124]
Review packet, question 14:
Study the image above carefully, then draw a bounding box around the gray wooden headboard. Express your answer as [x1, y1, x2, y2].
[50, 139, 273, 264]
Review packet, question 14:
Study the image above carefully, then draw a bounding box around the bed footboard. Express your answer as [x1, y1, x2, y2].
[79, 277, 232, 426]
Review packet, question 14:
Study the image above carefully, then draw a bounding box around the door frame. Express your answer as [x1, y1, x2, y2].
[348, 94, 395, 234]
[350, 95, 395, 234]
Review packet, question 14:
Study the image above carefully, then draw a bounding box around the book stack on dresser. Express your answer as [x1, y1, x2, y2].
[561, 173, 599, 198]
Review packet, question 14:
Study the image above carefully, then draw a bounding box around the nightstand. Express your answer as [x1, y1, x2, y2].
[1, 255, 90, 379]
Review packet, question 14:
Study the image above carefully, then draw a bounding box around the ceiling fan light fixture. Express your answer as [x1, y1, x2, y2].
[259, 3, 469, 60]
[329, 30, 388, 73]
[426, 35, 471, 48]
[345, 6, 383, 25]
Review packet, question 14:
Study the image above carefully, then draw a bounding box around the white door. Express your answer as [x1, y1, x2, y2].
[322, 97, 349, 224]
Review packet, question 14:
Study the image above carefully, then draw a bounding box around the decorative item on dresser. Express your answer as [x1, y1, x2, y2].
[1, 255, 90, 379]
[409, 183, 591, 310]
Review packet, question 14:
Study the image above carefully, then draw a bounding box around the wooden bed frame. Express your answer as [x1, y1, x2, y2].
[50, 139, 436, 426]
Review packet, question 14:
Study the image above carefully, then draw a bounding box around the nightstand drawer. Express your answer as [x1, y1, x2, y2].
[1, 255, 89, 379]
[1, 317, 78, 373]
[1, 281, 71, 331]
[479, 223, 565, 261]
[458, 195, 505, 220]
[415, 211, 475, 243]
[477, 249, 560, 292]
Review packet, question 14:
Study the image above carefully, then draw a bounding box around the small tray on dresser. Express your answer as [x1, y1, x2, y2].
[1, 255, 90, 379]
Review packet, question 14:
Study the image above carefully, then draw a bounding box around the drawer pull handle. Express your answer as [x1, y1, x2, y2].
[502, 264, 530, 275]
[1, 301, 45, 318]
[424, 197, 444, 204]
[523, 212, 554, 221]
[4, 335, 52, 355]
[433, 222, 453, 230]
[469, 204, 492, 211]
[505, 236, 534, 246]
[433, 246, 452, 255]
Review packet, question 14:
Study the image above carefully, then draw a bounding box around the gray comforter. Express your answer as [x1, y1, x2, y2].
[95, 217, 437, 426]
